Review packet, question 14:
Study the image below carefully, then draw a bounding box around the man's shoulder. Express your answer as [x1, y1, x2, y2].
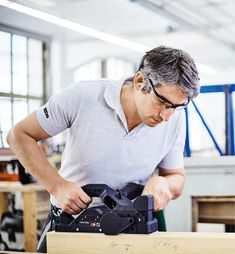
[67, 79, 116, 97]
[169, 110, 186, 129]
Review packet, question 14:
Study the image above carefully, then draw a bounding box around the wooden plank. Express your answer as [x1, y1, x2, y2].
[198, 201, 235, 224]
[191, 197, 198, 232]
[47, 232, 235, 254]
[192, 196, 235, 202]
[199, 217, 234, 224]
[0, 192, 8, 219]
[0, 183, 46, 192]
[0, 252, 39, 254]
[23, 191, 37, 252]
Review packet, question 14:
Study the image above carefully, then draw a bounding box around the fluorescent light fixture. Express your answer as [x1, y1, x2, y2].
[0, 0, 150, 53]
[0, 0, 215, 75]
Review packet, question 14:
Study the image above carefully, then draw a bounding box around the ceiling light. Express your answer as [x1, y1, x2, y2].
[0, 0, 214, 75]
[0, 0, 150, 53]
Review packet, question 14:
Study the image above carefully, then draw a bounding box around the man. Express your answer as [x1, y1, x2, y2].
[7, 46, 200, 252]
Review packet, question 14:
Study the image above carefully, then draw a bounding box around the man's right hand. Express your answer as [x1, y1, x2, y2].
[7, 112, 92, 215]
[52, 180, 92, 215]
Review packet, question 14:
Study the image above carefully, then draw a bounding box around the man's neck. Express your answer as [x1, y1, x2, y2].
[120, 83, 142, 132]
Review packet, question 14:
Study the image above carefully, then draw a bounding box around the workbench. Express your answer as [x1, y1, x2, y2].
[192, 195, 235, 232]
[0, 252, 38, 254]
[47, 231, 235, 254]
[0, 183, 50, 252]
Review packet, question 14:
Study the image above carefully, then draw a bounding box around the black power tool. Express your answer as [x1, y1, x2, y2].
[55, 182, 158, 235]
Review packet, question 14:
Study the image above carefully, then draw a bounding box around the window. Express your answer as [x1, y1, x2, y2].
[74, 58, 135, 83]
[74, 60, 102, 82]
[106, 58, 135, 79]
[187, 92, 226, 156]
[0, 30, 46, 147]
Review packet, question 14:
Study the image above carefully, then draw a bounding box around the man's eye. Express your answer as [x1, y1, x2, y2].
[165, 104, 173, 109]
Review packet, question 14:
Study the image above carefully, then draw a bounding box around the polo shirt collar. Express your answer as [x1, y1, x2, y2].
[104, 77, 127, 111]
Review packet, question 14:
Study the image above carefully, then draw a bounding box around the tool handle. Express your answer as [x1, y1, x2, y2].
[120, 182, 144, 200]
[82, 184, 111, 197]
[82, 183, 144, 199]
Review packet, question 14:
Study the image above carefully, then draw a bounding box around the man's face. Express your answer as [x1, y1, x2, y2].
[134, 73, 188, 127]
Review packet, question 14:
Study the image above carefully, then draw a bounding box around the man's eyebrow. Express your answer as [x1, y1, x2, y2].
[152, 84, 175, 105]
[157, 93, 174, 105]
[150, 80, 188, 107]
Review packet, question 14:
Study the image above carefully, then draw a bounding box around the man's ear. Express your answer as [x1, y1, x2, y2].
[134, 71, 145, 90]
[134, 81, 145, 91]
[137, 82, 145, 88]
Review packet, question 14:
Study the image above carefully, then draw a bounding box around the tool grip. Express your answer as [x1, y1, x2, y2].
[82, 183, 144, 199]
[82, 184, 111, 197]
[120, 182, 144, 200]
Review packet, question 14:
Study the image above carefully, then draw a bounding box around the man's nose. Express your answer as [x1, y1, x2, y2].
[159, 108, 174, 121]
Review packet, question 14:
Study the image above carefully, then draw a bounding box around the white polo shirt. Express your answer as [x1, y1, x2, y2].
[36, 78, 186, 206]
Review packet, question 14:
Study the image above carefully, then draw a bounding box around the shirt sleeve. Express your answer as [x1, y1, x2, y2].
[35, 84, 81, 136]
[158, 111, 186, 169]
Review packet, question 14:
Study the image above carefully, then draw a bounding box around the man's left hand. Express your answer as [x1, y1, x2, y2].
[142, 175, 172, 211]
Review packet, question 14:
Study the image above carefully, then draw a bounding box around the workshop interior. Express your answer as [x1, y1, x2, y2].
[0, 0, 235, 253]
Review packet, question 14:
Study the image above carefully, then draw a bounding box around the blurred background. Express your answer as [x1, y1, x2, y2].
[0, 0, 235, 156]
[0, 0, 234, 245]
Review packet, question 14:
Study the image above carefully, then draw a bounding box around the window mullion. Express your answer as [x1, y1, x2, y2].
[10, 32, 13, 126]
[26, 37, 29, 114]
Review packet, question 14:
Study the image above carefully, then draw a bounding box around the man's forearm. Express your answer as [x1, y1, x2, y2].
[164, 173, 185, 199]
[7, 127, 63, 195]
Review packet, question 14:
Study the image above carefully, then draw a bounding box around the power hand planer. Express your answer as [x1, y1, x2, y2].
[55, 182, 158, 235]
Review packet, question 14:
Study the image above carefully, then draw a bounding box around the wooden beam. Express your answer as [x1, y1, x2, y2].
[192, 196, 198, 231]
[0, 252, 39, 254]
[0, 183, 46, 192]
[23, 191, 37, 252]
[0, 192, 8, 218]
[47, 231, 235, 254]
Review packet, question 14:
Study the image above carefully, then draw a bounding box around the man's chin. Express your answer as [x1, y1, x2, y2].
[145, 119, 162, 127]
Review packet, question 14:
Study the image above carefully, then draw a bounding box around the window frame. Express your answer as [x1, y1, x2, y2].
[0, 25, 50, 147]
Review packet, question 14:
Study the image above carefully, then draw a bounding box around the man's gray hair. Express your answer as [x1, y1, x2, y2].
[138, 46, 200, 98]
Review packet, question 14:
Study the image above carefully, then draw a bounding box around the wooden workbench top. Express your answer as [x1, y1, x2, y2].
[0, 252, 40, 254]
[47, 231, 235, 254]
